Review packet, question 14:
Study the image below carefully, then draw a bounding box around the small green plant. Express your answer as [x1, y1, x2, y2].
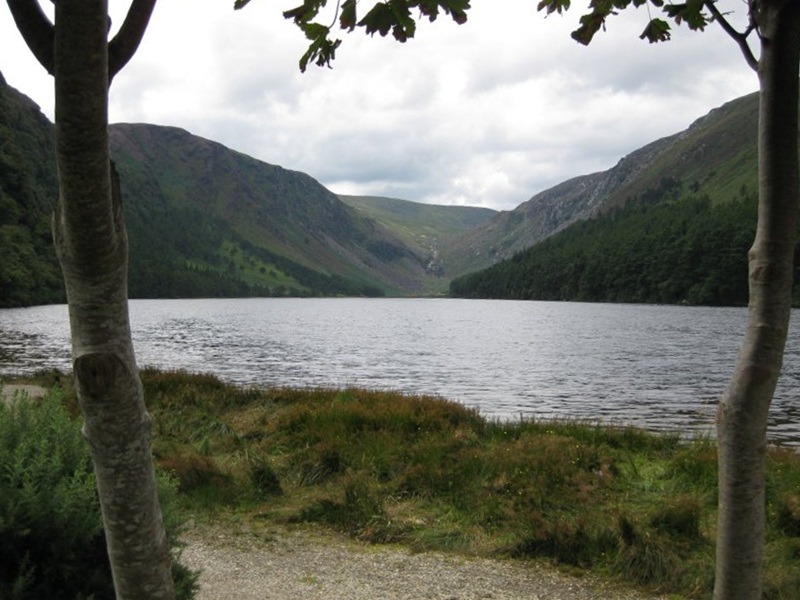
[0, 387, 198, 599]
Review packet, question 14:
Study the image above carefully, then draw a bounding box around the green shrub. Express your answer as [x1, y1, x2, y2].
[667, 439, 718, 491]
[0, 387, 198, 599]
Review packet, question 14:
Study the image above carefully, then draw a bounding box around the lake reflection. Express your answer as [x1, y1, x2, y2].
[1, 298, 799, 445]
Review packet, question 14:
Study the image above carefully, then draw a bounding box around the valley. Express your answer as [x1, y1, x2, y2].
[0, 70, 767, 308]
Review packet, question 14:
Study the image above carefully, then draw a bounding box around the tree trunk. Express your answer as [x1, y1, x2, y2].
[51, 1, 174, 597]
[713, 3, 800, 599]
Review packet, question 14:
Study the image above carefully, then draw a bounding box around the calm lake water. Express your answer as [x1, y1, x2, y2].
[1, 298, 799, 444]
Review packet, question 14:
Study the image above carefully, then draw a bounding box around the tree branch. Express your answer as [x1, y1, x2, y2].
[705, 0, 759, 71]
[6, 0, 55, 75]
[108, 0, 157, 82]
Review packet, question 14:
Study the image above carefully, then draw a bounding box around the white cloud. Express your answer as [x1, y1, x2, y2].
[0, 0, 758, 210]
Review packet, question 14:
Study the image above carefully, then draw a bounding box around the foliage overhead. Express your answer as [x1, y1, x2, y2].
[234, 0, 471, 71]
[537, 0, 715, 45]
[235, 1, 758, 71]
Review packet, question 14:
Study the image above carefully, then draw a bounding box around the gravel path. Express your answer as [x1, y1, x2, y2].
[0, 383, 48, 404]
[180, 524, 669, 600]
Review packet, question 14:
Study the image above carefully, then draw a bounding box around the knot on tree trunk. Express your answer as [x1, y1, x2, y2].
[75, 352, 129, 399]
[75, 352, 152, 450]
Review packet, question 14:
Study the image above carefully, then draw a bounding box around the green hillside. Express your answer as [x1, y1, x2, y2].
[444, 92, 762, 280]
[0, 71, 463, 306]
[339, 194, 495, 288]
[339, 194, 495, 253]
[0, 74, 63, 308]
[450, 188, 761, 306]
[605, 92, 759, 211]
[448, 92, 778, 306]
[110, 124, 417, 298]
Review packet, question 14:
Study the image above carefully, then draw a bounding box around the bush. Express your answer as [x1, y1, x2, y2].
[0, 387, 198, 599]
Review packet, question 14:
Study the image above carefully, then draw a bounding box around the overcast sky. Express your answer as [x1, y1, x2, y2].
[0, 1, 757, 211]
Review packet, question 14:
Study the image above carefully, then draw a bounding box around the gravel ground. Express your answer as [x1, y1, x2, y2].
[180, 523, 669, 600]
[0, 383, 48, 404]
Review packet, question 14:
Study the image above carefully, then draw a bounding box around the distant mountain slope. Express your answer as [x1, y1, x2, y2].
[110, 124, 435, 297]
[0, 72, 63, 307]
[450, 191, 759, 306]
[339, 194, 495, 280]
[0, 71, 444, 305]
[442, 92, 760, 278]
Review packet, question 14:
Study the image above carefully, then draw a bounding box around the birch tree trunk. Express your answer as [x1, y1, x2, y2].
[713, 3, 800, 598]
[48, 0, 174, 597]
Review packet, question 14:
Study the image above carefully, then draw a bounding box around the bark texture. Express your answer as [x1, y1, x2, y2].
[713, 2, 800, 599]
[50, 0, 174, 597]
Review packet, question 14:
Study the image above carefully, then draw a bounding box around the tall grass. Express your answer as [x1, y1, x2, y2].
[25, 369, 800, 599]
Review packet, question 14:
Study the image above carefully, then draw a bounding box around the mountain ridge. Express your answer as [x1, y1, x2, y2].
[441, 91, 760, 278]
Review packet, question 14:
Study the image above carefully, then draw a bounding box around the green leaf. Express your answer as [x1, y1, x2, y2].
[537, 0, 572, 16]
[417, 0, 470, 24]
[298, 30, 342, 72]
[663, 1, 709, 30]
[233, 0, 252, 9]
[572, 12, 606, 45]
[359, 3, 397, 37]
[298, 22, 342, 70]
[284, 0, 327, 24]
[340, 0, 357, 31]
[441, 0, 471, 24]
[418, 0, 440, 20]
[389, 0, 416, 40]
[639, 17, 671, 42]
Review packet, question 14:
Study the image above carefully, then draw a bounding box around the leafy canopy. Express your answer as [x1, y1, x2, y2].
[538, 0, 714, 45]
[234, 0, 470, 71]
[234, 0, 729, 71]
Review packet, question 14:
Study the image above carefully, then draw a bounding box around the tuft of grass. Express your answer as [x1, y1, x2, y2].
[614, 514, 684, 589]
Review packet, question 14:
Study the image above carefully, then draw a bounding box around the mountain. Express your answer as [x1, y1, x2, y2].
[450, 190, 759, 305]
[447, 93, 769, 306]
[109, 124, 437, 297]
[442, 92, 760, 278]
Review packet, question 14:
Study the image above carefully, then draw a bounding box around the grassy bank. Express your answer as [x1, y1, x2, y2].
[14, 369, 800, 598]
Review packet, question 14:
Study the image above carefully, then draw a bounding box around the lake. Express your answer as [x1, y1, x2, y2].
[1, 298, 799, 444]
